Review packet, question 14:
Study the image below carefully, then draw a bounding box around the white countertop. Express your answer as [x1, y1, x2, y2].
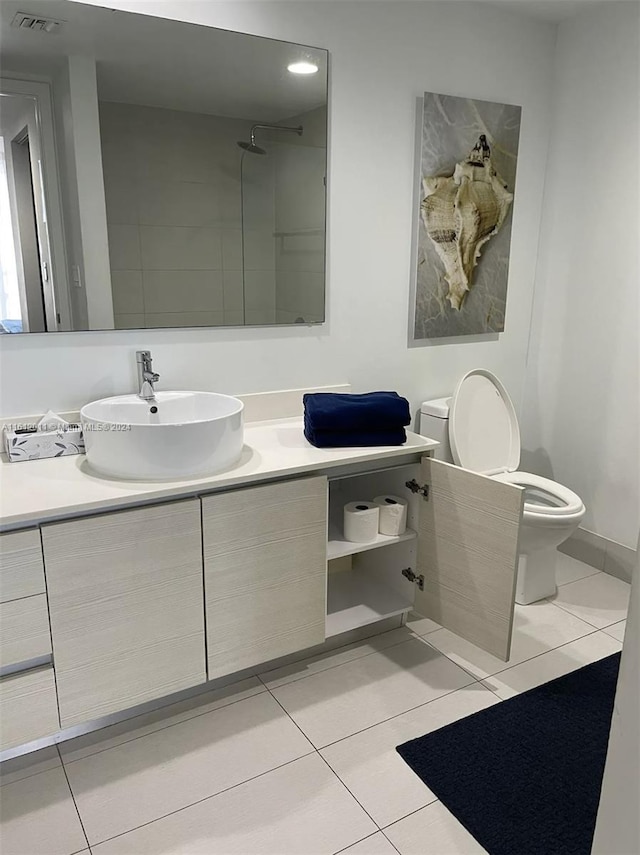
[0, 418, 437, 530]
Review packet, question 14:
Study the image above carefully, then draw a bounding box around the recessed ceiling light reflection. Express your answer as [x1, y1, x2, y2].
[287, 61, 318, 75]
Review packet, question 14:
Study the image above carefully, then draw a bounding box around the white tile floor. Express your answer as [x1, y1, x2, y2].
[0, 555, 630, 855]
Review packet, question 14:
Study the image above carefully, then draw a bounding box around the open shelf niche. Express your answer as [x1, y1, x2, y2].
[325, 464, 420, 638]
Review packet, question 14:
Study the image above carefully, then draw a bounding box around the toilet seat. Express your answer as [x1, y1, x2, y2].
[449, 370, 584, 521]
[492, 470, 585, 517]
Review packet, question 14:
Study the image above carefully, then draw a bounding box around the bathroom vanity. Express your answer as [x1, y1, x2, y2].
[0, 415, 524, 753]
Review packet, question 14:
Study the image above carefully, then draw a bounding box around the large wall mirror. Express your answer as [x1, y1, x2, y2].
[0, 1, 328, 332]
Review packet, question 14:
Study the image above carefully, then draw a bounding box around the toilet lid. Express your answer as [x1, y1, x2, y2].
[449, 369, 520, 475]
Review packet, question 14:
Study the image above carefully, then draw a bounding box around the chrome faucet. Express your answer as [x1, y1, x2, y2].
[136, 350, 160, 402]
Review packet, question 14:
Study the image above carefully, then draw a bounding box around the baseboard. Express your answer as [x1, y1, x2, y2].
[559, 528, 637, 584]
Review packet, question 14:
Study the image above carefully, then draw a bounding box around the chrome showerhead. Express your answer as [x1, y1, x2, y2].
[237, 123, 303, 157]
[237, 140, 267, 155]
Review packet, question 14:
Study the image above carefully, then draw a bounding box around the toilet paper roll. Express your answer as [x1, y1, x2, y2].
[343, 501, 380, 543]
[373, 495, 408, 536]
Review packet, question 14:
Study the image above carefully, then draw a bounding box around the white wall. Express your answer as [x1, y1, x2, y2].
[521, 1, 639, 548]
[0, 1, 556, 422]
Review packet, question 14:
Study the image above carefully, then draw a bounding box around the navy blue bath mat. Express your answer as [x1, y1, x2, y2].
[396, 653, 621, 855]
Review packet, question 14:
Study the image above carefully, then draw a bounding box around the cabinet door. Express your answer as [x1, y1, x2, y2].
[0, 594, 51, 669]
[42, 500, 206, 727]
[413, 458, 523, 660]
[0, 528, 45, 603]
[0, 666, 59, 751]
[202, 476, 327, 680]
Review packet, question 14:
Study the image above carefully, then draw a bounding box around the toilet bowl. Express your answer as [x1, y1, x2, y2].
[419, 370, 585, 605]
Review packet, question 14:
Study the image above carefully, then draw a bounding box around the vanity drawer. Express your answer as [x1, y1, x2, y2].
[0, 666, 59, 751]
[0, 595, 52, 670]
[0, 529, 46, 603]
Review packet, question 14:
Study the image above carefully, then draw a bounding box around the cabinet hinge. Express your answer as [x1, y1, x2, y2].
[405, 479, 429, 500]
[402, 567, 425, 591]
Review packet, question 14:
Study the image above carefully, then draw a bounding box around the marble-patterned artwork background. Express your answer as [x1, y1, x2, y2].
[413, 93, 521, 339]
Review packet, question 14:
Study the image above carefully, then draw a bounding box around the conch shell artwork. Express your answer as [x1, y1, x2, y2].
[421, 134, 513, 310]
[412, 93, 521, 340]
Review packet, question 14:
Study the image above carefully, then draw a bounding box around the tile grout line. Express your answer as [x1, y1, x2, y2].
[480, 679, 510, 703]
[316, 749, 382, 831]
[58, 591, 607, 766]
[268, 681, 393, 842]
[479, 627, 621, 698]
[427, 612, 615, 686]
[27, 611, 623, 773]
[262, 629, 463, 696]
[0, 625, 484, 775]
[8, 563, 626, 850]
[381, 800, 443, 833]
[259, 626, 421, 691]
[268, 664, 492, 844]
[68, 748, 317, 850]
[263, 686, 317, 754]
[556, 566, 602, 586]
[311, 622, 620, 753]
[543, 594, 625, 629]
[62, 625, 412, 765]
[314, 677, 483, 752]
[266, 650, 506, 844]
[59, 624, 623, 847]
[0, 748, 61, 788]
[59, 683, 267, 766]
[380, 829, 403, 854]
[18, 648, 627, 850]
[379, 799, 441, 853]
[26, 627, 425, 771]
[267, 664, 487, 755]
[332, 830, 391, 854]
[57, 744, 92, 853]
[601, 623, 626, 641]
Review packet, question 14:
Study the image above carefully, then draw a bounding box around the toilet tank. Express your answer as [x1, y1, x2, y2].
[419, 397, 453, 463]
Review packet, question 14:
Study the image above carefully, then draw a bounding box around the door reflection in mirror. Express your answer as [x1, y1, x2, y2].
[0, 93, 53, 332]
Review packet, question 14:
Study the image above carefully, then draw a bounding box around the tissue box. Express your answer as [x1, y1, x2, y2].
[4, 425, 85, 462]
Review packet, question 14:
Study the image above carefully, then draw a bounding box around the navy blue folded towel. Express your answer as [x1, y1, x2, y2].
[303, 392, 411, 432]
[304, 423, 407, 448]
[303, 392, 411, 448]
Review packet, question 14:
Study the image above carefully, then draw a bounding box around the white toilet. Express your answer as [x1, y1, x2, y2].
[419, 369, 586, 605]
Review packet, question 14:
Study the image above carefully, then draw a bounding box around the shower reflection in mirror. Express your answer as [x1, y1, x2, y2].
[0, 0, 328, 333]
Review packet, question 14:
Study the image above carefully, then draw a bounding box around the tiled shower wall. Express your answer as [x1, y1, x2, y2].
[99, 101, 253, 329]
[99, 101, 327, 329]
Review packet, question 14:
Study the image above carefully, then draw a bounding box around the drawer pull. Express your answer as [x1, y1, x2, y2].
[0, 654, 53, 679]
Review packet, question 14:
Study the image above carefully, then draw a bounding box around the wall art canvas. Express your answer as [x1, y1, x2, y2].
[412, 93, 521, 340]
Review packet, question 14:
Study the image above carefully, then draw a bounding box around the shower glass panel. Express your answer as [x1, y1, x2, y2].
[241, 129, 326, 325]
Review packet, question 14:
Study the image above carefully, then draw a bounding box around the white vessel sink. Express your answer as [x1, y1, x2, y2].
[81, 391, 244, 481]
